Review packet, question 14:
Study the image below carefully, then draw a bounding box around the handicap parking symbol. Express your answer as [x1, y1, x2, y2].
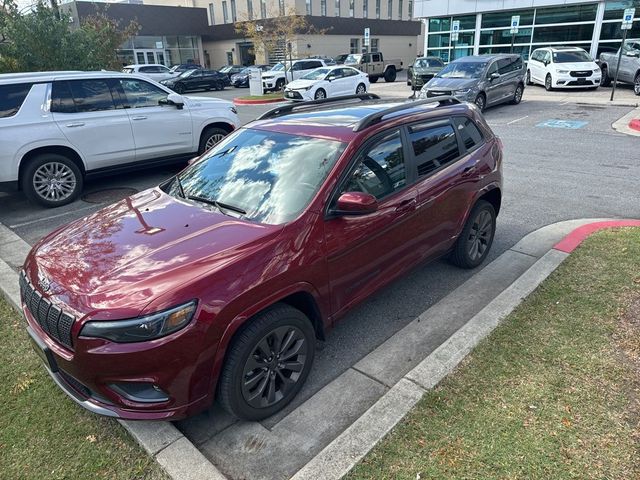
[535, 119, 588, 129]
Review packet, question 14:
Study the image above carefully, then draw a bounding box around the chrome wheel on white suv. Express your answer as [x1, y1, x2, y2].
[22, 154, 83, 207]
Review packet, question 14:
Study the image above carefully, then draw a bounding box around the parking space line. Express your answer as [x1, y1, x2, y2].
[9, 204, 98, 229]
[506, 115, 529, 125]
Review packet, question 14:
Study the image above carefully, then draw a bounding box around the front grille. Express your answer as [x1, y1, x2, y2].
[285, 90, 303, 99]
[427, 90, 451, 97]
[59, 370, 91, 398]
[570, 70, 592, 77]
[20, 272, 75, 349]
[566, 79, 594, 86]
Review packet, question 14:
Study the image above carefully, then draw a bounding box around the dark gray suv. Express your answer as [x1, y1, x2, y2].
[419, 54, 526, 111]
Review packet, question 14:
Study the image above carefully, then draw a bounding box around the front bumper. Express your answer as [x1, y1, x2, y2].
[262, 78, 277, 90]
[283, 89, 311, 101]
[553, 72, 600, 88]
[420, 88, 476, 102]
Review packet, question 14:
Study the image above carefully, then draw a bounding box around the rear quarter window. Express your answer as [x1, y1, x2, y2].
[409, 123, 460, 177]
[453, 116, 485, 151]
[0, 83, 33, 118]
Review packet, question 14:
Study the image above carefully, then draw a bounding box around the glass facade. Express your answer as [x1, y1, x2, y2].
[116, 36, 201, 68]
[425, 1, 640, 62]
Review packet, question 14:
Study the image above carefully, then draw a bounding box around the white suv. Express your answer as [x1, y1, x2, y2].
[0, 71, 239, 207]
[122, 64, 177, 82]
[527, 46, 601, 90]
[262, 59, 328, 92]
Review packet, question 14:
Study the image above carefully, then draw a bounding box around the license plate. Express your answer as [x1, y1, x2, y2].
[28, 327, 58, 372]
[578, 78, 587, 82]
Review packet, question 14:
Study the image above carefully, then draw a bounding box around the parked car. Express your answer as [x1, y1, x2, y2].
[344, 52, 403, 82]
[161, 69, 230, 93]
[262, 59, 328, 92]
[527, 47, 600, 91]
[333, 53, 350, 65]
[308, 55, 337, 65]
[599, 39, 640, 94]
[230, 65, 271, 87]
[20, 93, 502, 421]
[169, 63, 203, 74]
[284, 65, 369, 101]
[122, 64, 176, 82]
[219, 65, 245, 78]
[420, 54, 525, 111]
[0, 71, 239, 207]
[408, 56, 445, 90]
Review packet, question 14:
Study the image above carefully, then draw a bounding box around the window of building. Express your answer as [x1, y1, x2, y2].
[363, 0, 368, 17]
[321, 0, 326, 15]
[344, 131, 406, 199]
[349, 0, 354, 17]
[409, 123, 459, 177]
[306, 0, 312, 15]
[222, 1, 229, 23]
[350, 38, 360, 53]
[261, 0, 266, 18]
[247, 0, 253, 19]
[604, 0, 640, 20]
[534, 4, 597, 25]
[0, 83, 32, 118]
[371, 38, 379, 52]
[481, 10, 534, 29]
[398, 0, 402, 20]
[532, 24, 594, 43]
[429, 17, 450, 32]
[208, 3, 215, 25]
[388, 0, 392, 19]
[335, 0, 340, 16]
[230, 0, 237, 22]
[375, 0, 380, 19]
[408, 0, 412, 20]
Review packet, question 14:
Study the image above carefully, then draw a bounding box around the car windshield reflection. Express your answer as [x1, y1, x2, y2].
[436, 62, 487, 79]
[168, 129, 346, 225]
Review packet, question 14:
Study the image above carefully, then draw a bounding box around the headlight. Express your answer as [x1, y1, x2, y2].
[593, 68, 600, 73]
[80, 301, 197, 343]
[454, 89, 471, 95]
[557, 70, 569, 74]
[418, 90, 428, 99]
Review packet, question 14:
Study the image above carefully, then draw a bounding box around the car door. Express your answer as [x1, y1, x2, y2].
[408, 117, 486, 260]
[496, 57, 520, 101]
[117, 77, 194, 160]
[324, 129, 421, 317]
[50, 78, 137, 170]
[371, 53, 384, 77]
[484, 61, 501, 105]
[529, 50, 544, 83]
[341, 67, 360, 94]
[327, 68, 348, 96]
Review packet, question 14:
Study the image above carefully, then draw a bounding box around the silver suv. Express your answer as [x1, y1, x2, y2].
[0, 71, 239, 207]
[420, 54, 526, 111]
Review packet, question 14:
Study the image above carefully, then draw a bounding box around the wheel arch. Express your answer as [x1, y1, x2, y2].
[19, 145, 85, 191]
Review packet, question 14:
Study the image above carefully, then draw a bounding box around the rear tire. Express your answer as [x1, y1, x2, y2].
[369, 76, 378, 83]
[511, 84, 523, 104]
[21, 153, 83, 208]
[174, 83, 185, 94]
[199, 127, 229, 154]
[384, 67, 396, 82]
[634, 72, 640, 96]
[450, 200, 496, 269]
[600, 66, 611, 87]
[217, 304, 316, 420]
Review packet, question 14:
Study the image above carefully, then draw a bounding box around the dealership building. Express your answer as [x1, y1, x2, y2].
[414, 0, 640, 61]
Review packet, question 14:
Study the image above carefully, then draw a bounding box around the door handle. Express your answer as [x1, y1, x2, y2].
[462, 165, 477, 177]
[65, 122, 85, 128]
[131, 116, 148, 121]
[395, 198, 417, 213]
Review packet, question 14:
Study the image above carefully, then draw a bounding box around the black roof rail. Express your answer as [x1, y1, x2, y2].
[353, 96, 461, 132]
[256, 93, 381, 121]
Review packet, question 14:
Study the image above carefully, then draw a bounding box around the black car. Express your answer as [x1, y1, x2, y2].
[408, 56, 446, 90]
[169, 63, 203, 74]
[219, 65, 245, 78]
[161, 69, 230, 93]
[230, 65, 270, 87]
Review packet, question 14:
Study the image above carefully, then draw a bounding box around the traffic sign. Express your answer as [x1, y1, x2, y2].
[510, 15, 520, 34]
[622, 8, 635, 30]
[452, 20, 460, 32]
[364, 27, 370, 46]
[451, 32, 459, 42]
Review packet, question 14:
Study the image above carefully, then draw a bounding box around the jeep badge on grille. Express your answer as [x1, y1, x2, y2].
[37, 272, 51, 292]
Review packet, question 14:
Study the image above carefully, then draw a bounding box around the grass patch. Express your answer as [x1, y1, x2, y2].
[348, 228, 640, 480]
[0, 299, 168, 480]
[235, 92, 285, 101]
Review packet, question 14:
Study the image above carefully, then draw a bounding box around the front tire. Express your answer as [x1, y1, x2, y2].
[275, 79, 286, 91]
[369, 76, 378, 83]
[474, 93, 486, 112]
[174, 83, 185, 94]
[22, 153, 83, 208]
[545, 74, 553, 91]
[314, 88, 326, 100]
[218, 304, 316, 420]
[450, 200, 496, 269]
[526, 69, 533, 86]
[634, 72, 640, 96]
[600, 66, 611, 87]
[199, 126, 228, 154]
[384, 67, 396, 82]
[356, 83, 367, 95]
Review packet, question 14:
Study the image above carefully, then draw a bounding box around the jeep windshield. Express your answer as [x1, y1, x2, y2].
[436, 62, 487, 79]
[345, 54, 362, 64]
[167, 129, 345, 224]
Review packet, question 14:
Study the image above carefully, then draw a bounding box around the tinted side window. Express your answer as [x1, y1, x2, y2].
[51, 81, 77, 113]
[67, 80, 116, 112]
[372, 53, 382, 62]
[139, 66, 155, 73]
[119, 79, 167, 108]
[0, 83, 32, 118]
[453, 116, 484, 151]
[409, 123, 460, 177]
[344, 131, 406, 199]
[309, 61, 323, 69]
[487, 62, 498, 77]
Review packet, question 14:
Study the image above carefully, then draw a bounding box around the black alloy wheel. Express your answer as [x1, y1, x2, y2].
[634, 73, 640, 96]
[356, 83, 367, 94]
[600, 67, 611, 87]
[545, 74, 553, 91]
[174, 83, 185, 94]
[474, 93, 486, 112]
[511, 84, 523, 104]
[450, 200, 496, 269]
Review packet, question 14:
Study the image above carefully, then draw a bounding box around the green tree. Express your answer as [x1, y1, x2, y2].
[0, 0, 138, 73]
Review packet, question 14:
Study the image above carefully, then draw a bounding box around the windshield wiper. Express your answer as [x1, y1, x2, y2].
[186, 195, 247, 215]
[174, 175, 186, 198]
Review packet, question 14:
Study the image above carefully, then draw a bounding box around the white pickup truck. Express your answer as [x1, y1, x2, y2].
[599, 39, 640, 95]
[344, 52, 403, 83]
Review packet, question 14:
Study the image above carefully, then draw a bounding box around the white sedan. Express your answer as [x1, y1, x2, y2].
[284, 66, 369, 101]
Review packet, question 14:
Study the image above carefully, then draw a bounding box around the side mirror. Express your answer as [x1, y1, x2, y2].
[489, 72, 500, 80]
[327, 75, 335, 81]
[166, 93, 184, 110]
[333, 192, 378, 216]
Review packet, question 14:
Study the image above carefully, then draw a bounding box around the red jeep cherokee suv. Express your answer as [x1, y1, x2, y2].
[21, 94, 502, 421]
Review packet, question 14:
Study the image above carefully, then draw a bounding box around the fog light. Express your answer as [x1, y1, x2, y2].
[109, 382, 169, 403]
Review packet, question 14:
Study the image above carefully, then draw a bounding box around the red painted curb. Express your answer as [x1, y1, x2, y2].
[553, 220, 640, 253]
[233, 97, 286, 105]
[629, 119, 640, 131]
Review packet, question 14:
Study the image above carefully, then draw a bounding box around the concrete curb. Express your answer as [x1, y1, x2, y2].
[612, 105, 640, 136]
[291, 219, 640, 480]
